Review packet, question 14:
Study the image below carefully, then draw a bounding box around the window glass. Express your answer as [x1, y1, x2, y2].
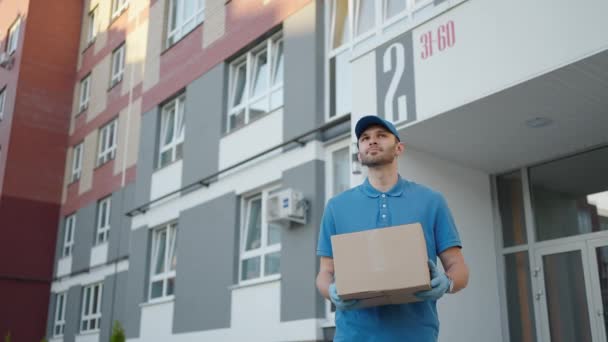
[497, 171, 527, 247]
[245, 198, 262, 251]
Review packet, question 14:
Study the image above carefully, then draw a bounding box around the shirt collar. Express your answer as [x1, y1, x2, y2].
[359, 176, 407, 198]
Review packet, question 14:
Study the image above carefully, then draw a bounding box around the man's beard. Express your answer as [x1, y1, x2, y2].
[360, 148, 396, 167]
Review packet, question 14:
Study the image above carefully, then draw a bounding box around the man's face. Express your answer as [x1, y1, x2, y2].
[357, 125, 403, 167]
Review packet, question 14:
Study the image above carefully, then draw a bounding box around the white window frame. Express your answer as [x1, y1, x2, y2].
[110, 44, 125, 87]
[79, 75, 91, 112]
[166, 0, 206, 46]
[226, 32, 283, 132]
[0, 88, 5, 121]
[80, 283, 102, 332]
[95, 197, 111, 245]
[53, 292, 67, 337]
[63, 214, 76, 257]
[87, 7, 98, 45]
[148, 223, 178, 301]
[97, 119, 118, 166]
[325, 0, 442, 121]
[323, 139, 352, 323]
[71, 143, 83, 182]
[238, 187, 282, 285]
[111, 0, 129, 19]
[158, 95, 185, 168]
[7, 17, 21, 55]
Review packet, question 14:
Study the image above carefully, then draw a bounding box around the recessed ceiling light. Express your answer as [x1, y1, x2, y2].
[525, 117, 554, 128]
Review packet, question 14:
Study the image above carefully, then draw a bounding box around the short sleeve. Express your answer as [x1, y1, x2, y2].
[317, 201, 336, 257]
[434, 194, 462, 255]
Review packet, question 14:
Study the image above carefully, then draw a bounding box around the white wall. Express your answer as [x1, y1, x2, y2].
[413, 0, 608, 121]
[398, 147, 502, 342]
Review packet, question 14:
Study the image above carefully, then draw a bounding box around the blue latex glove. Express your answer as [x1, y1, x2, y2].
[415, 260, 452, 301]
[329, 282, 359, 310]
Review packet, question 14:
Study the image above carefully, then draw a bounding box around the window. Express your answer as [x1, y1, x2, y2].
[327, 0, 439, 119]
[149, 223, 178, 300]
[227, 33, 283, 132]
[6, 17, 21, 55]
[95, 197, 111, 244]
[80, 283, 102, 332]
[71, 143, 83, 182]
[97, 119, 118, 166]
[79, 75, 91, 112]
[0, 88, 5, 121]
[53, 292, 67, 336]
[111, 0, 129, 19]
[158, 95, 185, 168]
[110, 44, 125, 87]
[63, 214, 76, 257]
[239, 190, 281, 282]
[87, 7, 98, 44]
[167, 0, 206, 46]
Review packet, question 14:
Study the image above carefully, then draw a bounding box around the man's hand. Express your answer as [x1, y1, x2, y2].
[329, 283, 359, 310]
[415, 260, 452, 301]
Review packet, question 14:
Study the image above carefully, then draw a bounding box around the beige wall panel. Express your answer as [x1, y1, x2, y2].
[88, 55, 111, 122]
[113, 107, 126, 175]
[94, 0, 110, 54]
[142, 0, 164, 92]
[127, 0, 147, 21]
[61, 148, 74, 204]
[122, 21, 148, 96]
[79, 131, 98, 195]
[126, 98, 142, 169]
[203, 0, 226, 48]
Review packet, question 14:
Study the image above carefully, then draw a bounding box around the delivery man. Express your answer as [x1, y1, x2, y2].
[316, 115, 470, 341]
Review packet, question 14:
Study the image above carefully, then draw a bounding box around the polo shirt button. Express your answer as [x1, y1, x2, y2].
[382, 204, 386, 208]
[381, 194, 386, 198]
[382, 214, 386, 218]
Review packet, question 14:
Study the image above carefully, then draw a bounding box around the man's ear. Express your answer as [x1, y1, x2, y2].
[395, 142, 405, 156]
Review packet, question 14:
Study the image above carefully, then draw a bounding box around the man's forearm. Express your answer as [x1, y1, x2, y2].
[446, 261, 469, 293]
[316, 270, 334, 299]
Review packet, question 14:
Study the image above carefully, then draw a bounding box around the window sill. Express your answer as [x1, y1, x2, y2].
[76, 330, 100, 336]
[222, 105, 283, 138]
[75, 106, 88, 117]
[107, 78, 123, 92]
[154, 157, 182, 173]
[229, 275, 281, 291]
[82, 40, 95, 54]
[93, 241, 108, 247]
[139, 296, 175, 308]
[94, 156, 115, 171]
[161, 22, 204, 56]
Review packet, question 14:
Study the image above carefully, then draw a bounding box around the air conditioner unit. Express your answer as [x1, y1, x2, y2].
[266, 188, 307, 225]
[0, 52, 13, 69]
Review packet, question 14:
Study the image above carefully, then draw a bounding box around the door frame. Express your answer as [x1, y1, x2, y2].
[587, 237, 608, 342]
[534, 239, 604, 342]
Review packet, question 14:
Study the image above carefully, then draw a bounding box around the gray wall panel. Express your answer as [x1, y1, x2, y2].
[125, 227, 150, 338]
[46, 293, 56, 338]
[54, 217, 65, 276]
[134, 109, 159, 209]
[283, 0, 324, 142]
[280, 160, 326, 321]
[107, 184, 133, 261]
[71, 203, 95, 273]
[182, 63, 224, 187]
[99, 271, 128, 342]
[64, 285, 82, 342]
[172, 192, 238, 333]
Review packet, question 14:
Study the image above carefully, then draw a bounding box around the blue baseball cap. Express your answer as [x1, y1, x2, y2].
[355, 115, 401, 142]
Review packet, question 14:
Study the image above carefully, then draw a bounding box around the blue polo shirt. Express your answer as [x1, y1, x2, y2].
[317, 176, 462, 342]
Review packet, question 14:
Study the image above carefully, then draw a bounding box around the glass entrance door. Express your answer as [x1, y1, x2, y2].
[588, 238, 608, 342]
[535, 240, 608, 342]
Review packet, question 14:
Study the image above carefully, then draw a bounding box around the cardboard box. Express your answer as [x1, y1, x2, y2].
[331, 223, 431, 308]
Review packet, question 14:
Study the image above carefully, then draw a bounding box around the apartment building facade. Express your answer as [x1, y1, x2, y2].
[1, 0, 604, 341]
